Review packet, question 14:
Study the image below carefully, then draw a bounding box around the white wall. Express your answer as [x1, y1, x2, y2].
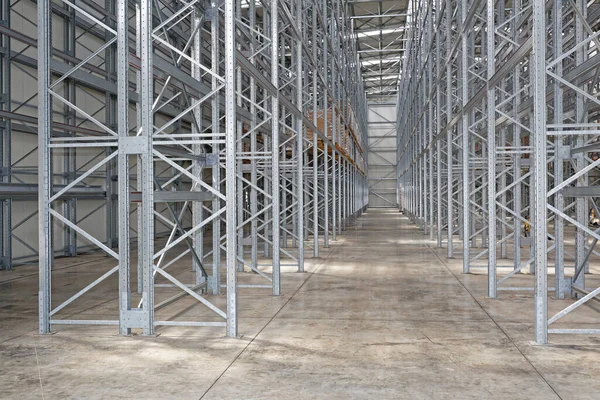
[367, 104, 397, 208]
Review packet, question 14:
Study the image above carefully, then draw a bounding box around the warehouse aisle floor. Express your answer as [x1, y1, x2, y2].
[2, 209, 600, 399]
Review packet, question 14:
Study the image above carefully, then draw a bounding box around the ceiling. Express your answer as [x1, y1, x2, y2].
[348, 0, 411, 103]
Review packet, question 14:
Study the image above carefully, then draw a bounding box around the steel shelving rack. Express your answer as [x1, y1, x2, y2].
[0, 0, 369, 335]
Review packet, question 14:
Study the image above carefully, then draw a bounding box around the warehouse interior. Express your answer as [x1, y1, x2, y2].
[2, 0, 600, 397]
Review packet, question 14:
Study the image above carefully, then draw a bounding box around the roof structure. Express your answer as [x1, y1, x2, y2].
[348, 0, 411, 102]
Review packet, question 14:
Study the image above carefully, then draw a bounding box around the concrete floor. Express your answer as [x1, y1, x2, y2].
[2, 209, 600, 399]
